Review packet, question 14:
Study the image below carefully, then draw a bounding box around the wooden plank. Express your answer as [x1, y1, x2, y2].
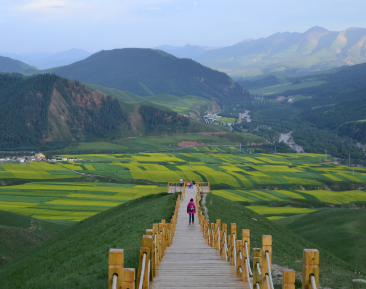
[150, 187, 248, 289]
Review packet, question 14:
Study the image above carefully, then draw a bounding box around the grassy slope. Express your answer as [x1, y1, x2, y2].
[0, 210, 70, 264]
[204, 194, 364, 288]
[0, 193, 177, 288]
[275, 209, 366, 272]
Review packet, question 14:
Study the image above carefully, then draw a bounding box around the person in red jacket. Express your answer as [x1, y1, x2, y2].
[187, 198, 196, 225]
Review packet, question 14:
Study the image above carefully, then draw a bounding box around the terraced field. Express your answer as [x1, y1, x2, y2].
[1, 151, 365, 222]
[0, 183, 165, 222]
[212, 188, 366, 218]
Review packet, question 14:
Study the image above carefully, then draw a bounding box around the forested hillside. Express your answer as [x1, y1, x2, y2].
[0, 74, 128, 150]
[47, 48, 250, 105]
[225, 62, 366, 160]
[0, 56, 33, 73]
[283, 62, 366, 132]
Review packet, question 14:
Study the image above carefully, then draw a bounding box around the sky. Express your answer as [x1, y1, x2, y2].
[1, 0, 366, 53]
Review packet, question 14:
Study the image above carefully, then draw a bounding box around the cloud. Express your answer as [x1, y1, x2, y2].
[146, 7, 161, 10]
[193, 1, 197, 5]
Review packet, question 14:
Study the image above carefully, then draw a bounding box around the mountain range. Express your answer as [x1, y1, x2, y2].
[193, 26, 366, 77]
[0, 49, 94, 70]
[47, 48, 250, 104]
[154, 44, 222, 59]
[0, 56, 34, 73]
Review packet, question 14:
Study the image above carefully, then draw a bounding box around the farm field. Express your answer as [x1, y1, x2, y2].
[212, 188, 366, 219]
[0, 182, 165, 222]
[1, 151, 365, 222]
[57, 151, 366, 189]
[62, 133, 265, 153]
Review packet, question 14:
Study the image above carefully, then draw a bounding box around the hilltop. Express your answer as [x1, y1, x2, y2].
[0, 56, 34, 73]
[195, 26, 366, 77]
[46, 48, 250, 104]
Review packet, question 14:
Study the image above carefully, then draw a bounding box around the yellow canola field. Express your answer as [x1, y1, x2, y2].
[296, 190, 366, 204]
[247, 206, 316, 215]
[212, 190, 252, 202]
[0, 182, 165, 221]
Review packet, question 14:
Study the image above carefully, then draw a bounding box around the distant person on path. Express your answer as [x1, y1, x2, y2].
[180, 178, 183, 187]
[187, 198, 196, 225]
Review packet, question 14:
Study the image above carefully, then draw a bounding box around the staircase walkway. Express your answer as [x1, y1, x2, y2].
[151, 188, 248, 289]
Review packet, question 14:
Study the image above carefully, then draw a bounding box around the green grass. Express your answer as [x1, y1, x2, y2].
[248, 80, 326, 95]
[204, 194, 364, 288]
[0, 210, 70, 265]
[71, 142, 129, 150]
[0, 182, 166, 222]
[275, 209, 366, 272]
[0, 193, 177, 288]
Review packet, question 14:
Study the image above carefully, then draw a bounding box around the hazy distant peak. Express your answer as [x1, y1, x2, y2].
[239, 38, 255, 43]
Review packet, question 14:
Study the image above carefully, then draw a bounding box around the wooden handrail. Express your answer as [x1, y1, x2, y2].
[108, 192, 180, 289]
[194, 186, 322, 289]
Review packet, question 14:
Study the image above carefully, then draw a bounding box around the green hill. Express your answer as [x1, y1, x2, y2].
[274, 209, 366, 273]
[0, 74, 128, 150]
[204, 194, 364, 288]
[47, 48, 250, 104]
[0, 210, 69, 265]
[195, 26, 366, 77]
[0, 56, 33, 73]
[0, 193, 177, 288]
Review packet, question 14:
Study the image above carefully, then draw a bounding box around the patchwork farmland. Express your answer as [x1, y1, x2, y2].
[0, 150, 365, 222]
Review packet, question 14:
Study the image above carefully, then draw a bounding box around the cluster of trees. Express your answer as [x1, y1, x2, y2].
[139, 105, 189, 133]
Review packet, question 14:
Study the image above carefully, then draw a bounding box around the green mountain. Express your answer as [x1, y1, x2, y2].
[0, 74, 128, 150]
[223, 61, 366, 159]
[47, 48, 249, 104]
[0, 56, 33, 73]
[195, 26, 366, 77]
[0, 73, 263, 150]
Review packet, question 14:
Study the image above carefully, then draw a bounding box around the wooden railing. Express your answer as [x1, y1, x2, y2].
[196, 191, 320, 289]
[108, 194, 180, 289]
[197, 182, 210, 193]
[166, 182, 185, 195]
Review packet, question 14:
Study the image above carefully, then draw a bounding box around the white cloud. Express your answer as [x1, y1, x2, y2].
[193, 1, 197, 5]
[146, 7, 161, 10]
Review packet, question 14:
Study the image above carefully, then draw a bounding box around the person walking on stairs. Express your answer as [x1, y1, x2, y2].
[187, 198, 196, 225]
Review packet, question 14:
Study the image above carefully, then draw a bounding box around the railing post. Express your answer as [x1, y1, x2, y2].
[108, 249, 124, 289]
[210, 223, 215, 247]
[227, 235, 231, 262]
[253, 248, 263, 289]
[262, 235, 272, 286]
[242, 229, 250, 282]
[204, 220, 209, 243]
[159, 223, 165, 257]
[283, 269, 295, 289]
[136, 235, 152, 289]
[152, 224, 159, 267]
[167, 223, 172, 247]
[236, 240, 243, 278]
[230, 223, 237, 265]
[145, 229, 155, 281]
[123, 268, 135, 289]
[214, 223, 219, 249]
[215, 219, 221, 249]
[302, 249, 319, 289]
[221, 224, 227, 258]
